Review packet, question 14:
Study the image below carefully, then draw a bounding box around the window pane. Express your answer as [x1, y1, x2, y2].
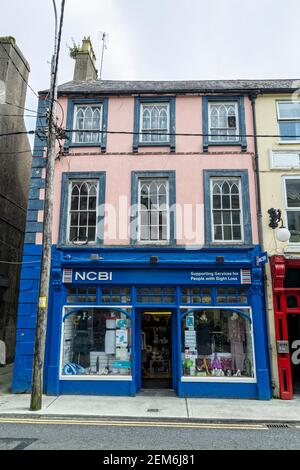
[278, 102, 300, 119]
[181, 309, 254, 378]
[279, 122, 300, 141]
[286, 179, 300, 208]
[287, 211, 300, 243]
[138, 179, 169, 242]
[73, 105, 102, 144]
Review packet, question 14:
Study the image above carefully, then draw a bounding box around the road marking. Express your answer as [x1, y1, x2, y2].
[0, 417, 267, 430]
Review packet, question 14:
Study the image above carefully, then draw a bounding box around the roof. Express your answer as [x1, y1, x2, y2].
[44, 79, 300, 96]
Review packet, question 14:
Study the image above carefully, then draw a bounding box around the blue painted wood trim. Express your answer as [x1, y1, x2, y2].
[64, 98, 109, 153]
[130, 170, 176, 245]
[203, 169, 252, 246]
[202, 96, 248, 152]
[133, 96, 176, 152]
[58, 171, 106, 247]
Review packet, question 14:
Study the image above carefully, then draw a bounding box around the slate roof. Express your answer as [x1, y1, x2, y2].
[44, 79, 300, 96]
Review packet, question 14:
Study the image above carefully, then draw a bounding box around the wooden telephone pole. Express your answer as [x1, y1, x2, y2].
[30, 0, 66, 411]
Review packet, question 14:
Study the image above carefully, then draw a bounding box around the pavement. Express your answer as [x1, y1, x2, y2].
[1, 364, 300, 423]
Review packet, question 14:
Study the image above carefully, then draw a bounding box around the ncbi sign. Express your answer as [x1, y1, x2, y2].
[63, 269, 112, 283]
[62, 268, 252, 285]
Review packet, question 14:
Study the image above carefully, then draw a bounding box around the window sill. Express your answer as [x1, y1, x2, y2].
[278, 141, 300, 145]
[181, 376, 257, 383]
[133, 142, 175, 152]
[60, 375, 132, 381]
[284, 244, 300, 253]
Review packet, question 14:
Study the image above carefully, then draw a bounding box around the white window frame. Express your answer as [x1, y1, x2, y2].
[66, 180, 99, 245]
[276, 101, 300, 144]
[180, 306, 257, 383]
[60, 306, 133, 381]
[210, 177, 244, 243]
[208, 101, 239, 143]
[72, 104, 103, 144]
[137, 178, 170, 244]
[269, 150, 300, 169]
[139, 102, 170, 144]
[283, 175, 300, 245]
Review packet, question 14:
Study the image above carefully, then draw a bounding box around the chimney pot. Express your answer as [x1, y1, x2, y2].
[73, 37, 98, 82]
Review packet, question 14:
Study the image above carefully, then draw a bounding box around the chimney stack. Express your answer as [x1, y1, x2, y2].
[73, 37, 97, 82]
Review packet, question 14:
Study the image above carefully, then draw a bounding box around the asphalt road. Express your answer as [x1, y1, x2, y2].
[0, 418, 299, 450]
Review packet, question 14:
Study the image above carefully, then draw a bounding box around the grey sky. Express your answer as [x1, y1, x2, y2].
[2, 0, 300, 124]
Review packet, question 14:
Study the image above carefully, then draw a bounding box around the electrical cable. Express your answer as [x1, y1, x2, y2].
[1, 128, 300, 140]
[3, 101, 43, 115]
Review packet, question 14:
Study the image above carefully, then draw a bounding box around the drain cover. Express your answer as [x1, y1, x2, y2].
[266, 423, 290, 429]
[147, 408, 159, 412]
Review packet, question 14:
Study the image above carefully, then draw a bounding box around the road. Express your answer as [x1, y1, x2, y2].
[0, 417, 299, 450]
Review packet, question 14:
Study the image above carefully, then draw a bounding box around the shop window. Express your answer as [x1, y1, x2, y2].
[100, 287, 131, 304]
[61, 308, 131, 377]
[67, 287, 97, 303]
[181, 309, 255, 379]
[284, 267, 300, 287]
[181, 287, 212, 305]
[136, 287, 176, 304]
[287, 295, 298, 309]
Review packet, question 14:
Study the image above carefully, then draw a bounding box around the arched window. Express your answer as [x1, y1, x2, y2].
[211, 178, 243, 242]
[138, 179, 169, 241]
[73, 105, 102, 143]
[69, 181, 98, 243]
[140, 103, 169, 143]
[209, 102, 239, 142]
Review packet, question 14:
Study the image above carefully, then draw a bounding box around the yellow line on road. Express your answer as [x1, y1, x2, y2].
[0, 417, 267, 430]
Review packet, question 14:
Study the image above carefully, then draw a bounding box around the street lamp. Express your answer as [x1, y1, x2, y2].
[268, 208, 291, 243]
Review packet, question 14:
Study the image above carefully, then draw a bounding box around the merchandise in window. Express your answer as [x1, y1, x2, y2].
[181, 309, 254, 378]
[277, 101, 300, 142]
[285, 178, 300, 243]
[140, 103, 169, 143]
[208, 102, 239, 142]
[73, 105, 103, 144]
[68, 181, 98, 243]
[61, 308, 131, 377]
[211, 178, 243, 242]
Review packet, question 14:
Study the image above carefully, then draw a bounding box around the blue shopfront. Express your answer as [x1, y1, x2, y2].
[13, 247, 270, 400]
[39, 247, 271, 399]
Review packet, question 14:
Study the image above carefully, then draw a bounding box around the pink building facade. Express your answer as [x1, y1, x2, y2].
[13, 48, 271, 399]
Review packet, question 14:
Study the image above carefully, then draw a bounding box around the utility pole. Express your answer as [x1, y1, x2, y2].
[30, 0, 66, 411]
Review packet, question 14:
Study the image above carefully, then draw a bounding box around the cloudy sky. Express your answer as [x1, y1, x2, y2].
[2, 0, 300, 124]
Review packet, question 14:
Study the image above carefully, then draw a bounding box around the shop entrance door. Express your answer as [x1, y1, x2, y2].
[287, 314, 300, 395]
[141, 311, 173, 389]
